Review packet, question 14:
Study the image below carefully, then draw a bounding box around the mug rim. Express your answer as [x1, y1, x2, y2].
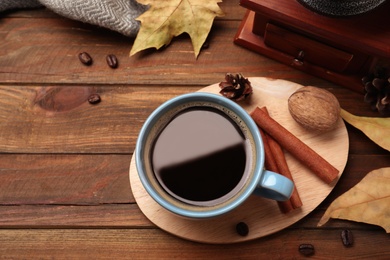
[135, 92, 265, 218]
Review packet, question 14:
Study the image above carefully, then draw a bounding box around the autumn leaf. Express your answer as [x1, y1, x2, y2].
[318, 167, 390, 233]
[130, 0, 224, 58]
[340, 109, 390, 151]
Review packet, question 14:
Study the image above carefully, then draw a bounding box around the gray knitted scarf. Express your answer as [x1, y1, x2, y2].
[0, 0, 148, 37]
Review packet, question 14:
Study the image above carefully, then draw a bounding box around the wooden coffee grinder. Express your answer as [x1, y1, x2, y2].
[234, 0, 390, 93]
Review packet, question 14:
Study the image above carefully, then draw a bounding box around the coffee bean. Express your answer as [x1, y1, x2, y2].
[106, 54, 118, 69]
[298, 244, 315, 256]
[341, 229, 353, 247]
[88, 94, 101, 104]
[236, 222, 249, 236]
[78, 52, 93, 66]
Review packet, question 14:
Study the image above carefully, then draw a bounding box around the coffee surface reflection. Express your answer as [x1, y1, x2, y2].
[151, 107, 251, 206]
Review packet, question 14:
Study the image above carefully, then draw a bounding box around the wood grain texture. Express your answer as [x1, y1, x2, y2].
[0, 85, 382, 154]
[0, 86, 197, 153]
[0, 17, 332, 86]
[0, 204, 152, 228]
[0, 229, 389, 259]
[0, 154, 388, 229]
[0, 154, 132, 204]
[0, 1, 389, 258]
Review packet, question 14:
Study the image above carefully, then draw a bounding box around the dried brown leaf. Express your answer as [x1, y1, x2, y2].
[340, 109, 390, 151]
[318, 167, 390, 233]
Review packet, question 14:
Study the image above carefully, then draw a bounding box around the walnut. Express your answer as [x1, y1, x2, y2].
[219, 73, 252, 101]
[288, 86, 340, 132]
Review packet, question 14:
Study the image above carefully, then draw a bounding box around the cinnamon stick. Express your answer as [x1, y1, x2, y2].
[266, 133, 303, 209]
[261, 107, 302, 209]
[250, 107, 339, 184]
[259, 127, 294, 213]
[259, 127, 279, 172]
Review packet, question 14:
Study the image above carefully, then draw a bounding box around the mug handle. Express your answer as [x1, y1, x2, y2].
[254, 170, 294, 201]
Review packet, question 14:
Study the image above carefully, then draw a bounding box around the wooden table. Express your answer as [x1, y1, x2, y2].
[1, 1, 389, 258]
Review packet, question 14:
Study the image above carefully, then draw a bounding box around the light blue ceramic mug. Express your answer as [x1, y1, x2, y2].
[135, 92, 293, 219]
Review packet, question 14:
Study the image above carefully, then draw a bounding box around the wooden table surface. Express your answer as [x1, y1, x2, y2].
[1, 1, 389, 258]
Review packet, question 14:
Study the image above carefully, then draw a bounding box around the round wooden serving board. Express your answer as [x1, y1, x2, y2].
[129, 77, 349, 244]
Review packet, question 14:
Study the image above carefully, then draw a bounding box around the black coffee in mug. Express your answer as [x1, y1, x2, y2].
[136, 93, 294, 219]
[151, 105, 252, 206]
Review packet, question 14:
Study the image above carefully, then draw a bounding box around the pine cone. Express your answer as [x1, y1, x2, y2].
[219, 73, 253, 101]
[362, 67, 390, 116]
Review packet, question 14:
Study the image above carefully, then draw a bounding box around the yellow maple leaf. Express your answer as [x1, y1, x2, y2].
[318, 167, 390, 233]
[130, 0, 224, 58]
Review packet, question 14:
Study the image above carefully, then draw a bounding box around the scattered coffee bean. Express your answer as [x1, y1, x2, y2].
[341, 229, 353, 247]
[236, 222, 249, 236]
[202, 41, 210, 49]
[88, 94, 101, 104]
[78, 52, 93, 66]
[298, 244, 315, 256]
[106, 54, 118, 69]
